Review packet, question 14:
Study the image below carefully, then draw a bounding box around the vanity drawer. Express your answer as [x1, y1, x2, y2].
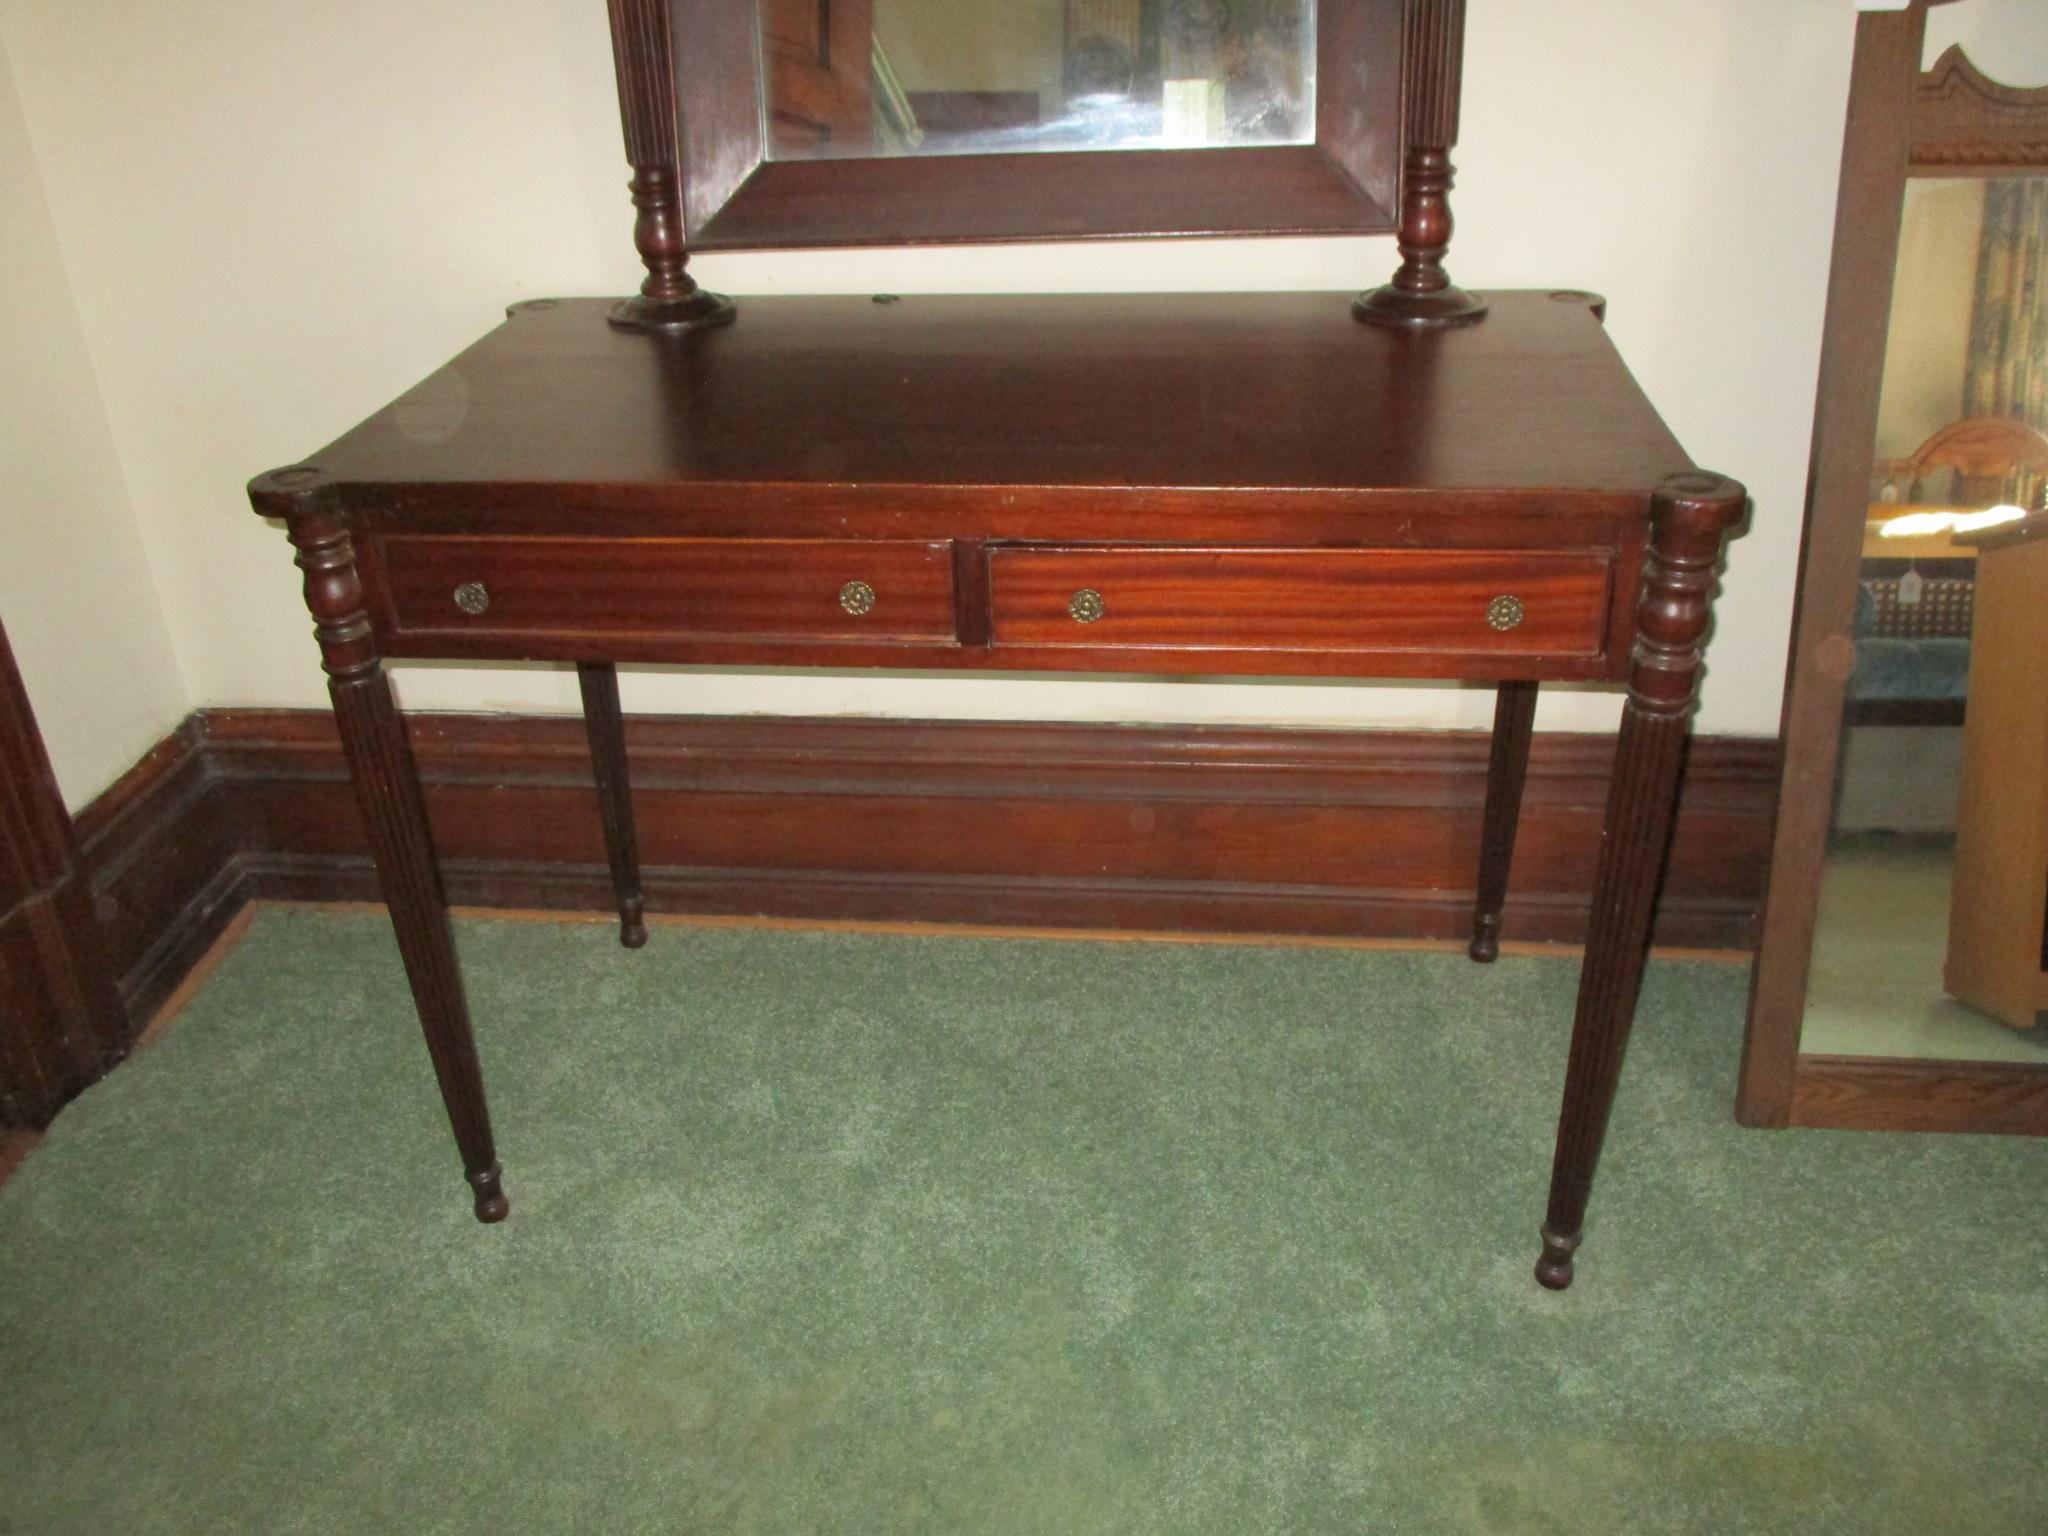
[987, 546, 1614, 659]
[377, 535, 958, 646]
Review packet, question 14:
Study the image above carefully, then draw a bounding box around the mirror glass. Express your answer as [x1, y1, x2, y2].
[759, 0, 1317, 160]
[1800, 175, 2048, 1063]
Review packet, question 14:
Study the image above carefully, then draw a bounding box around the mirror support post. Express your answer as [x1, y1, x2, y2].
[606, 0, 736, 334]
[1356, 0, 1488, 329]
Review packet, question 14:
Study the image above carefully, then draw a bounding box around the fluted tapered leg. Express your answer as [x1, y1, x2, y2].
[1470, 681, 1537, 962]
[577, 662, 648, 948]
[1536, 473, 1747, 1290]
[290, 512, 507, 1223]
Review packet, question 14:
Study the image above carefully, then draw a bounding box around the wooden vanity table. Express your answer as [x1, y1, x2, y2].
[251, 0, 1745, 1289]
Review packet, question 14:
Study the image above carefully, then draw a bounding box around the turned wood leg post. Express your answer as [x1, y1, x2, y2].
[1470, 680, 1537, 963]
[576, 662, 648, 949]
[603, 0, 735, 334]
[289, 511, 508, 1224]
[1535, 473, 1747, 1290]
[1355, 0, 1488, 329]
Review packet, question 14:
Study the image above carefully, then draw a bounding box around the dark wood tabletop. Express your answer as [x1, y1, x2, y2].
[269, 292, 1689, 511]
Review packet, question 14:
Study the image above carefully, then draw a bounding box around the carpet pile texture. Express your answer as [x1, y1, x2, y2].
[1, 908, 2043, 1533]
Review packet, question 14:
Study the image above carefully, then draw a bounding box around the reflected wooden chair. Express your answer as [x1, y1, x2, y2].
[1873, 414, 2048, 511]
[1850, 416, 2048, 731]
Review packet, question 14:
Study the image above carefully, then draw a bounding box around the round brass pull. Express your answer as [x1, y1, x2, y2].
[840, 580, 876, 616]
[1486, 595, 1525, 632]
[453, 581, 490, 616]
[1069, 588, 1105, 624]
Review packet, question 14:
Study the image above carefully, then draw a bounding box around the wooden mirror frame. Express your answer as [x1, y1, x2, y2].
[602, 0, 1487, 331]
[1738, 0, 2048, 1135]
[679, 0, 1404, 248]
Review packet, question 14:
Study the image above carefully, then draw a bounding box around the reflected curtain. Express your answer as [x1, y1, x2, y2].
[1965, 178, 2048, 429]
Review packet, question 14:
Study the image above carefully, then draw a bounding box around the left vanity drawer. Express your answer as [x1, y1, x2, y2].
[373, 535, 959, 653]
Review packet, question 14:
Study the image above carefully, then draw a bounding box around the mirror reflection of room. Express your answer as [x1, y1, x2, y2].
[1804, 174, 2048, 1063]
[763, 0, 1316, 159]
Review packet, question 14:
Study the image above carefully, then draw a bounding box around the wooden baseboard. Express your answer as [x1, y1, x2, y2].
[62, 706, 2048, 1142]
[72, 707, 1777, 1064]
[1790, 1054, 2048, 1135]
[71, 718, 245, 1034]
[212, 708, 1774, 943]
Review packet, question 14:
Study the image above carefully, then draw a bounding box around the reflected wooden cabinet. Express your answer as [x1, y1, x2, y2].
[764, 0, 874, 153]
[1947, 514, 2048, 1030]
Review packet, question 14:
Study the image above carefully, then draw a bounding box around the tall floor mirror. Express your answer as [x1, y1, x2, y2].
[1741, 0, 2048, 1133]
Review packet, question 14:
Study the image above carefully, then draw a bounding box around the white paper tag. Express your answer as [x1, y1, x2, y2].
[1898, 568, 1924, 606]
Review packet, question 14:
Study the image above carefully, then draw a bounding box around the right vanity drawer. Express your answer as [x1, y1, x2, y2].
[986, 546, 1617, 664]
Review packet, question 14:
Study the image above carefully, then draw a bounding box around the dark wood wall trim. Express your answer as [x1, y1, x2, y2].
[1791, 1055, 2048, 1136]
[0, 616, 128, 1127]
[35, 704, 1781, 1130]
[78, 705, 2048, 1142]
[73, 710, 1775, 1037]
[71, 716, 245, 1037]
[235, 713, 1774, 946]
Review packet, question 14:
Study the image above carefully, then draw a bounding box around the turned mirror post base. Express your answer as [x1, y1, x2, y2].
[605, 4, 734, 335]
[1359, 268, 1490, 329]
[1355, 283, 1490, 330]
[608, 290, 737, 336]
[1355, 2, 1485, 332]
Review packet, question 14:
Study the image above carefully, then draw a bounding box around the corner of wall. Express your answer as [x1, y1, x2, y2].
[0, 28, 193, 809]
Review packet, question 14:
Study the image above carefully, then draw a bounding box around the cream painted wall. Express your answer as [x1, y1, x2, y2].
[1874, 178, 1985, 464]
[1924, 2, 2048, 80]
[0, 35, 186, 809]
[0, 2, 2041, 751]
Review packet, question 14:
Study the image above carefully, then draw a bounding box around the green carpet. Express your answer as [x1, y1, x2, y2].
[2, 909, 2044, 1534]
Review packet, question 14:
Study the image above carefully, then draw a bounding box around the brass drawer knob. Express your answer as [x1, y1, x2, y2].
[1486, 595, 1525, 632]
[1069, 588, 1105, 624]
[839, 580, 876, 616]
[453, 581, 490, 616]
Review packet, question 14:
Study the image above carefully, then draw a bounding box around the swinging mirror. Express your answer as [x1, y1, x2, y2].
[664, 0, 1403, 247]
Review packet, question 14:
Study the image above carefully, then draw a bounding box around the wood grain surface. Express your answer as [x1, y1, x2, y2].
[251, 293, 1686, 506]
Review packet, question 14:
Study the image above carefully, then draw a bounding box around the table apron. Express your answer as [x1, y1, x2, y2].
[360, 533, 1640, 682]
